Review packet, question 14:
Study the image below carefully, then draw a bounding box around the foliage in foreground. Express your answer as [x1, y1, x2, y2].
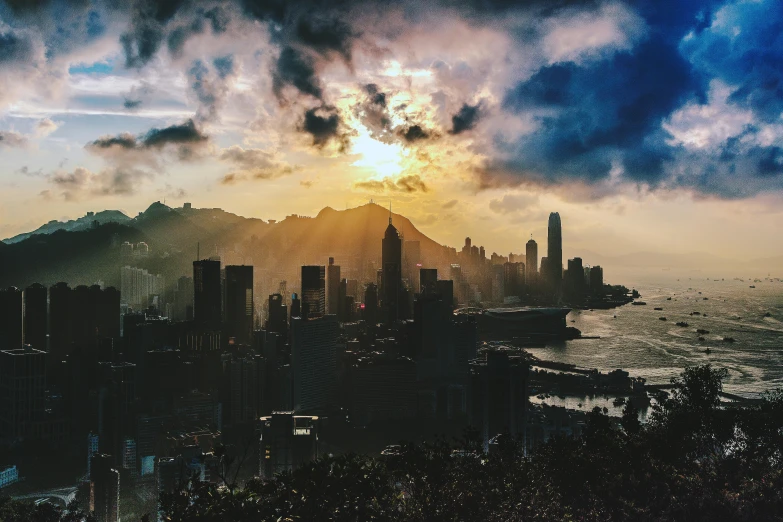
[2, 365, 782, 521]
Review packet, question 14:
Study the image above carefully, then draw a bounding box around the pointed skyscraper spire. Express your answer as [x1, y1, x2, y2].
[389, 200, 392, 225]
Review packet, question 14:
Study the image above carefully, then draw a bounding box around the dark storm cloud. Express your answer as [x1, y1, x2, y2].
[86, 120, 208, 153]
[88, 133, 139, 150]
[273, 46, 323, 101]
[0, 29, 36, 64]
[681, 0, 783, 123]
[450, 102, 483, 135]
[399, 125, 431, 143]
[495, 36, 700, 188]
[142, 119, 208, 148]
[301, 105, 344, 148]
[121, 0, 189, 68]
[295, 15, 356, 61]
[364, 84, 386, 108]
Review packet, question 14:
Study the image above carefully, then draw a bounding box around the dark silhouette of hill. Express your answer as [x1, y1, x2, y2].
[0, 202, 448, 291]
[2, 209, 131, 244]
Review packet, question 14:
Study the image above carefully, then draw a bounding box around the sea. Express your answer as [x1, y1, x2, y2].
[526, 268, 783, 413]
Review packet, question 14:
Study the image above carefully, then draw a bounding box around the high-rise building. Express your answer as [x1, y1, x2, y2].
[362, 283, 379, 325]
[172, 276, 194, 321]
[0, 345, 46, 440]
[225, 265, 254, 345]
[23, 284, 47, 352]
[419, 268, 438, 295]
[90, 453, 120, 522]
[300, 266, 325, 319]
[526, 238, 538, 280]
[290, 315, 339, 414]
[266, 294, 288, 336]
[566, 258, 585, 298]
[382, 216, 402, 323]
[87, 432, 100, 476]
[326, 258, 340, 316]
[120, 266, 165, 310]
[0, 288, 22, 351]
[48, 282, 72, 363]
[547, 212, 562, 285]
[469, 350, 529, 450]
[290, 293, 301, 321]
[503, 262, 525, 298]
[589, 266, 604, 295]
[403, 240, 421, 283]
[193, 259, 222, 331]
[226, 355, 262, 426]
[259, 412, 319, 480]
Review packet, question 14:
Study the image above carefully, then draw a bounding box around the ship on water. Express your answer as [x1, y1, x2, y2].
[455, 307, 579, 343]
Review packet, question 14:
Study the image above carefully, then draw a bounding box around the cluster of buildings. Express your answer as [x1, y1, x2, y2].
[0, 209, 607, 520]
[446, 212, 605, 306]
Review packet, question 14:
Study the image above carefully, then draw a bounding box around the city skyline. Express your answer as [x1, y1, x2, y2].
[2, 1, 783, 260]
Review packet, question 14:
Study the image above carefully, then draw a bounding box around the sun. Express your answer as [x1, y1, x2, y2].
[350, 125, 408, 178]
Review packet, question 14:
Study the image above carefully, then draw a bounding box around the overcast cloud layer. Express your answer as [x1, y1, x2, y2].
[2, 0, 783, 254]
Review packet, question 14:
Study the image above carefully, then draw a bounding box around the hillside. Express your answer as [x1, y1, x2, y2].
[2, 210, 131, 244]
[0, 202, 448, 290]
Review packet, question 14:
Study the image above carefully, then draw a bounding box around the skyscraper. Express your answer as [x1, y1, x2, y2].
[290, 315, 339, 414]
[48, 282, 71, 365]
[90, 453, 120, 522]
[0, 345, 46, 440]
[525, 238, 538, 281]
[326, 258, 341, 316]
[23, 284, 47, 352]
[225, 265, 254, 345]
[382, 215, 402, 323]
[193, 259, 222, 331]
[300, 266, 325, 319]
[547, 212, 562, 285]
[419, 268, 438, 295]
[0, 288, 22, 351]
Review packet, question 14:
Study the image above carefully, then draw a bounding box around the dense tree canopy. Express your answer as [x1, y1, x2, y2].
[2, 365, 782, 521]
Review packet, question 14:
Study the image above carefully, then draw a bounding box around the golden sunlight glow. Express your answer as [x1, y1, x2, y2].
[350, 126, 407, 178]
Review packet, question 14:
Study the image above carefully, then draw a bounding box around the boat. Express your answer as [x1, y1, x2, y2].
[666, 297, 672, 300]
[654, 307, 663, 311]
[632, 301, 647, 306]
[659, 317, 667, 321]
[723, 337, 736, 343]
[696, 329, 710, 335]
[691, 311, 701, 315]
[750, 285, 756, 288]
[676, 322, 689, 327]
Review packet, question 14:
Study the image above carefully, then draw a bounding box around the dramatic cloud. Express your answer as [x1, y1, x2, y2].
[273, 47, 323, 102]
[354, 174, 429, 193]
[2, 0, 783, 204]
[86, 120, 209, 165]
[301, 105, 348, 149]
[450, 102, 484, 135]
[218, 145, 298, 183]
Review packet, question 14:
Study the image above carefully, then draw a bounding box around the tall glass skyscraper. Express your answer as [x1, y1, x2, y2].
[382, 216, 402, 323]
[547, 212, 562, 284]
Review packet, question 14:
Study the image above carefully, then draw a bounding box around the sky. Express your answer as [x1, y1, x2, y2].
[1, 0, 783, 261]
